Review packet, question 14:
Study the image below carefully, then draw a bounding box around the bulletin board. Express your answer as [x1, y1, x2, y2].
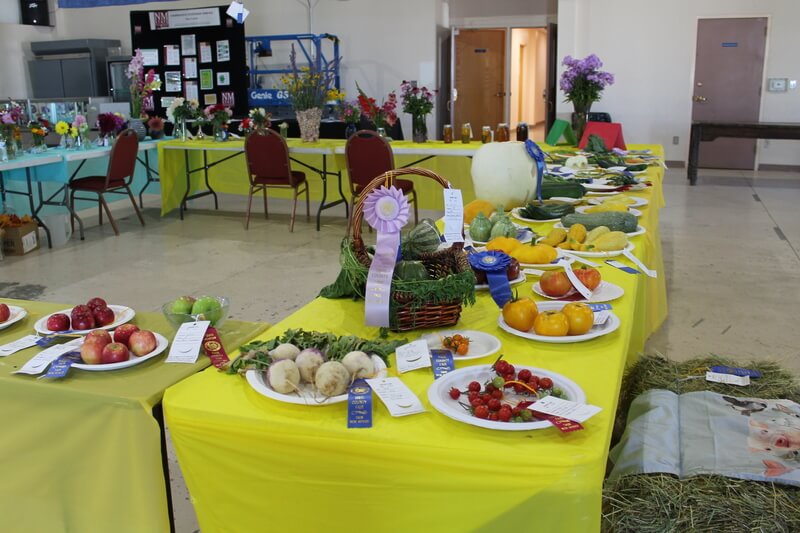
[130, 5, 248, 117]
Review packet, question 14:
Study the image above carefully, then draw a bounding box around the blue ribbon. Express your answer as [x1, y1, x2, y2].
[525, 139, 546, 204]
[468, 251, 513, 308]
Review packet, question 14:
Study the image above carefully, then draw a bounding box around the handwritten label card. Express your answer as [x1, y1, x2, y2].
[166, 321, 210, 364]
[395, 340, 431, 373]
[14, 340, 81, 375]
[0, 335, 42, 357]
[365, 377, 426, 417]
[706, 371, 750, 386]
[532, 396, 602, 424]
[442, 189, 465, 243]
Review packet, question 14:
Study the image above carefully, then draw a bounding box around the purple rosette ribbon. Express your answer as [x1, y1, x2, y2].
[362, 185, 410, 327]
[468, 251, 513, 308]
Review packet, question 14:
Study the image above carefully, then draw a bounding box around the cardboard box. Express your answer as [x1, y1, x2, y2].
[1, 221, 39, 256]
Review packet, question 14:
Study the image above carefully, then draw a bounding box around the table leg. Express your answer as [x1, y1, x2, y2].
[203, 151, 219, 210]
[688, 124, 700, 186]
[139, 150, 156, 208]
[152, 403, 177, 533]
[180, 151, 190, 220]
[28, 169, 52, 249]
[316, 156, 329, 231]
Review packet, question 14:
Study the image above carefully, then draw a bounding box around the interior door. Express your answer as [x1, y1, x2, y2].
[544, 23, 558, 132]
[692, 18, 767, 169]
[454, 28, 505, 138]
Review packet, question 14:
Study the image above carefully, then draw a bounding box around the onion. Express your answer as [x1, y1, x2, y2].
[295, 348, 325, 384]
[266, 359, 300, 394]
[315, 361, 350, 397]
[341, 351, 375, 379]
[269, 343, 300, 361]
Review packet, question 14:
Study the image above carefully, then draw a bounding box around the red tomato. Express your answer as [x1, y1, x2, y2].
[573, 267, 601, 291]
[540, 271, 572, 297]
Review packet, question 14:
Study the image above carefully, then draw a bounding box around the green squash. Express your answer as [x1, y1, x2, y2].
[490, 215, 517, 239]
[393, 260, 430, 281]
[469, 212, 493, 242]
[489, 204, 506, 224]
[401, 218, 442, 259]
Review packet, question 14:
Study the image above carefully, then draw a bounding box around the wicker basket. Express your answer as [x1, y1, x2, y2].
[349, 168, 476, 332]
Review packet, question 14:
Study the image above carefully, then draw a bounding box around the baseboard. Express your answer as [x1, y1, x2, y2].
[757, 163, 800, 172]
[666, 160, 685, 168]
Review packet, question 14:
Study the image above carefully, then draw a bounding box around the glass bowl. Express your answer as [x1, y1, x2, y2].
[161, 295, 230, 330]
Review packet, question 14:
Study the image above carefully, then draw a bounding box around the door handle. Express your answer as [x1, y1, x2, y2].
[495, 92, 506, 97]
[693, 95, 707, 102]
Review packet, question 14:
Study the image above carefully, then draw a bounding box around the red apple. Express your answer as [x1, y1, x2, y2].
[71, 304, 92, 319]
[80, 341, 105, 364]
[86, 297, 107, 310]
[85, 329, 112, 348]
[72, 314, 96, 331]
[113, 324, 140, 347]
[128, 330, 157, 356]
[101, 342, 130, 364]
[47, 313, 71, 331]
[93, 306, 116, 327]
[0, 303, 10, 323]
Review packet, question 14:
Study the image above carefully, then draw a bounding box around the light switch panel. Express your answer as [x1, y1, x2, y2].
[767, 78, 788, 92]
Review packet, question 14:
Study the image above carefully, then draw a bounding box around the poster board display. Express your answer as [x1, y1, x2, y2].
[130, 5, 247, 117]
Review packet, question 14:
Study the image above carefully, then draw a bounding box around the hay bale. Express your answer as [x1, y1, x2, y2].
[605, 355, 800, 533]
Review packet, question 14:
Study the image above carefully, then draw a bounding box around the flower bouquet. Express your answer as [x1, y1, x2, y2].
[399, 81, 436, 143]
[71, 115, 90, 149]
[166, 97, 199, 141]
[560, 54, 614, 141]
[204, 104, 233, 141]
[147, 116, 165, 139]
[356, 83, 398, 139]
[0, 102, 24, 159]
[337, 100, 361, 138]
[97, 112, 126, 145]
[55, 120, 70, 148]
[281, 44, 340, 142]
[28, 119, 49, 153]
[127, 50, 162, 119]
[248, 107, 271, 133]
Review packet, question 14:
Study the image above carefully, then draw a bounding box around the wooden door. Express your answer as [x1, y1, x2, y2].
[692, 18, 767, 169]
[454, 28, 505, 139]
[544, 23, 558, 132]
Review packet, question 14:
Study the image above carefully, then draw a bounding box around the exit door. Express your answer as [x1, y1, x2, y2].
[692, 18, 767, 169]
[453, 28, 506, 139]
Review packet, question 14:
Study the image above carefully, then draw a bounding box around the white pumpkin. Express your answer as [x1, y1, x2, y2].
[470, 141, 539, 210]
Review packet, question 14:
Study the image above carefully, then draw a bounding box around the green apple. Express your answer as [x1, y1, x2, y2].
[169, 296, 196, 315]
[191, 296, 223, 324]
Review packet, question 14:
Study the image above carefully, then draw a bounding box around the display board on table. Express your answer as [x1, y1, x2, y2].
[130, 5, 247, 117]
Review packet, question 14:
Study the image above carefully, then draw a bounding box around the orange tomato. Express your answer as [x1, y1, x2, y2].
[502, 297, 539, 332]
[539, 271, 573, 297]
[533, 311, 570, 336]
[573, 267, 601, 291]
[561, 303, 594, 335]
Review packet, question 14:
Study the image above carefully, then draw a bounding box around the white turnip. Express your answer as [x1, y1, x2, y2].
[315, 361, 350, 397]
[295, 348, 325, 384]
[266, 359, 300, 394]
[341, 351, 375, 379]
[269, 343, 300, 361]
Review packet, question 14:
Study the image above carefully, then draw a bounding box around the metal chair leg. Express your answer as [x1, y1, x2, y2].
[66, 189, 85, 241]
[305, 184, 310, 220]
[98, 197, 103, 226]
[290, 189, 299, 232]
[263, 187, 268, 218]
[245, 186, 254, 230]
[99, 193, 119, 236]
[124, 186, 145, 227]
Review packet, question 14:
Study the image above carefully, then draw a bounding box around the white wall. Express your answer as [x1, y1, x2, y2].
[450, 0, 556, 18]
[557, 0, 800, 165]
[1, 0, 439, 137]
[534, 28, 547, 123]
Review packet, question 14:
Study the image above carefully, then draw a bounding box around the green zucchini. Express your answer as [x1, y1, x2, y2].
[560, 212, 638, 233]
[539, 178, 586, 199]
[519, 203, 575, 220]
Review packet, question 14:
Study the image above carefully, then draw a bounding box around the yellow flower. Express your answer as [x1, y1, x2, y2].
[69, 126, 78, 137]
[55, 121, 69, 135]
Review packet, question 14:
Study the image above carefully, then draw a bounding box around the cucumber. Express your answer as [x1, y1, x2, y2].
[519, 202, 575, 220]
[539, 178, 585, 199]
[560, 212, 638, 233]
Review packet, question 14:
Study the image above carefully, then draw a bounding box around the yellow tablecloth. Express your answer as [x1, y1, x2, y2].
[0, 298, 268, 533]
[163, 147, 667, 532]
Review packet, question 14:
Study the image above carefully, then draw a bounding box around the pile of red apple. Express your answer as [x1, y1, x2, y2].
[79, 324, 158, 365]
[0, 303, 11, 323]
[46, 297, 115, 331]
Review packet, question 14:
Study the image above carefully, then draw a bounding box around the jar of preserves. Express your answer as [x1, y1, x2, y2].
[461, 123, 472, 143]
[495, 123, 509, 142]
[481, 126, 492, 144]
[443, 124, 453, 144]
[516, 122, 529, 141]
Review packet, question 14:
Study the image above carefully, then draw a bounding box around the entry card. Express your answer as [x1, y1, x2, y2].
[14, 339, 81, 375]
[395, 339, 431, 373]
[589, 303, 612, 325]
[532, 396, 602, 423]
[0, 334, 42, 357]
[706, 371, 750, 387]
[365, 377, 426, 417]
[166, 321, 210, 364]
[442, 189, 465, 243]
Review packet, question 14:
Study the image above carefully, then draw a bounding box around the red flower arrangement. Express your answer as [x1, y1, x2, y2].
[356, 83, 397, 132]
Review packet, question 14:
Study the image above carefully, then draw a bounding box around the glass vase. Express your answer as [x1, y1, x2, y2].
[213, 124, 228, 142]
[571, 102, 592, 144]
[174, 119, 188, 142]
[345, 122, 357, 139]
[411, 114, 428, 143]
[296, 108, 322, 143]
[32, 137, 47, 153]
[1, 130, 15, 160]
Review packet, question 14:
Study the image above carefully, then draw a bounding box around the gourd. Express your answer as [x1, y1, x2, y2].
[510, 244, 557, 265]
[589, 231, 628, 251]
[486, 236, 521, 255]
[394, 260, 430, 282]
[519, 202, 575, 220]
[471, 142, 538, 209]
[584, 226, 610, 246]
[567, 224, 587, 246]
[490, 204, 506, 224]
[489, 215, 517, 239]
[468, 212, 493, 242]
[539, 179, 585, 199]
[560, 212, 638, 233]
[401, 218, 442, 258]
[584, 203, 627, 214]
[464, 199, 495, 224]
[539, 228, 567, 247]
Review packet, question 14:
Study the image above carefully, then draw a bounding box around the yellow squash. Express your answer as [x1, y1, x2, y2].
[590, 231, 628, 251]
[510, 244, 558, 265]
[486, 236, 521, 254]
[539, 228, 567, 247]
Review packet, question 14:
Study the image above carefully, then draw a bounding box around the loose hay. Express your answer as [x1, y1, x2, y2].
[605, 355, 800, 533]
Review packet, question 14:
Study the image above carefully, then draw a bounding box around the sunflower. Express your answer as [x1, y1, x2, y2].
[55, 121, 70, 135]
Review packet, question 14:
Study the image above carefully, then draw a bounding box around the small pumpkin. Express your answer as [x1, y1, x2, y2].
[490, 215, 517, 239]
[393, 260, 430, 281]
[468, 212, 493, 242]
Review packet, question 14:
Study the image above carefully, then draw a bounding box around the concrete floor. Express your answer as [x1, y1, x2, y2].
[1, 167, 799, 532]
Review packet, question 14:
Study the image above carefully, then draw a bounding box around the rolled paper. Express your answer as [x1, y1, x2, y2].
[362, 186, 410, 327]
[468, 251, 513, 308]
[525, 139, 546, 203]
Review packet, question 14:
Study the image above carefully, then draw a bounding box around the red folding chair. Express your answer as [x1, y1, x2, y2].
[244, 129, 309, 231]
[345, 130, 418, 229]
[68, 128, 145, 238]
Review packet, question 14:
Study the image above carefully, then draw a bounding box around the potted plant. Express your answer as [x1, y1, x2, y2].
[281, 44, 340, 142]
[337, 100, 361, 139]
[560, 54, 614, 142]
[0, 102, 24, 160]
[399, 81, 436, 143]
[204, 104, 233, 141]
[126, 49, 162, 140]
[96, 112, 126, 146]
[167, 98, 199, 141]
[356, 83, 398, 139]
